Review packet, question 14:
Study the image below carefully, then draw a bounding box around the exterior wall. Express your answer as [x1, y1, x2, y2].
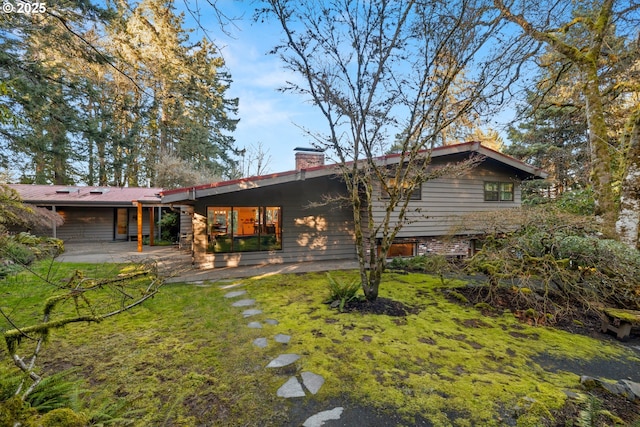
[192, 176, 356, 268]
[54, 207, 115, 241]
[178, 206, 193, 236]
[33, 206, 156, 242]
[371, 163, 522, 239]
[127, 208, 152, 240]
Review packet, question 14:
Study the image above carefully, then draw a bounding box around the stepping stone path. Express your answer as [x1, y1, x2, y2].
[223, 290, 247, 298]
[231, 299, 255, 307]
[266, 353, 300, 368]
[274, 333, 291, 344]
[302, 407, 344, 427]
[243, 309, 263, 318]
[221, 284, 343, 424]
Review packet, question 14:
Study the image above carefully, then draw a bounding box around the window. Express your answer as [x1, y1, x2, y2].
[484, 182, 514, 202]
[207, 206, 282, 253]
[382, 178, 421, 200]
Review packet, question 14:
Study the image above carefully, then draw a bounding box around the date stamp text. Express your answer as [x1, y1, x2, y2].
[2, 2, 47, 14]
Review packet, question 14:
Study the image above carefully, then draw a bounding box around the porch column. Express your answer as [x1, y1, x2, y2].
[137, 202, 143, 252]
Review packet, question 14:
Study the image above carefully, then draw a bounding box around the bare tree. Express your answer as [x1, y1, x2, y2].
[242, 141, 272, 177]
[261, 0, 528, 300]
[154, 151, 222, 189]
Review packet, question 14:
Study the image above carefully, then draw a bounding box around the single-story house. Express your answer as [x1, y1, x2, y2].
[8, 184, 176, 243]
[161, 142, 547, 269]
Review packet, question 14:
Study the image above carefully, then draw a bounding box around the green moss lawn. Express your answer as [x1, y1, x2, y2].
[1, 264, 638, 426]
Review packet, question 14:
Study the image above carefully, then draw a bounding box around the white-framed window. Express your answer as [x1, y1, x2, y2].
[484, 182, 514, 202]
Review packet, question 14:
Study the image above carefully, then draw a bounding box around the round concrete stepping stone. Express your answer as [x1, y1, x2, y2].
[266, 353, 300, 368]
[231, 299, 255, 307]
[274, 333, 291, 344]
[243, 309, 263, 318]
[301, 371, 325, 395]
[224, 290, 247, 298]
[302, 407, 344, 427]
[276, 377, 305, 398]
[253, 337, 268, 348]
[247, 321, 262, 329]
[264, 318, 279, 325]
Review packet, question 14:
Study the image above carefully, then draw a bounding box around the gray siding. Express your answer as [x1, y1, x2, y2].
[178, 206, 193, 236]
[371, 164, 522, 238]
[45, 206, 155, 242]
[55, 207, 114, 241]
[192, 176, 356, 268]
[127, 208, 153, 239]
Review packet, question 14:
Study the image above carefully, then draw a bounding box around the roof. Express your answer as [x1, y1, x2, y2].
[161, 141, 548, 204]
[9, 184, 163, 207]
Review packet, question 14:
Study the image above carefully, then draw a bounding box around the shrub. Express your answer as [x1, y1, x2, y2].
[26, 370, 82, 414]
[465, 206, 640, 313]
[38, 408, 88, 427]
[324, 273, 362, 310]
[0, 396, 37, 427]
[1, 239, 36, 265]
[158, 211, 179, 242]
[387, 257, 409, 269]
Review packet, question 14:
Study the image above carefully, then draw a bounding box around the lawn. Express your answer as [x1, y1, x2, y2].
[1, 262, 638, 426]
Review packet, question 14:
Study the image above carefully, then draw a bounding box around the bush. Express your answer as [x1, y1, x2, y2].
[26, 370, 82, 414]
[324, 273, 362, 310]
[387, 254, 456, 285]
[1, 239, 36, 265]
[158, 211, 179, 242]
[465, 206, 640, 313]
[37, 408, 88, 427]
[0, 396, 37, 427]
[555, 188, 595, 216]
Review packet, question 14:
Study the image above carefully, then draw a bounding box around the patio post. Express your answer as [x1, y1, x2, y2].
[137, 202, 143, 252]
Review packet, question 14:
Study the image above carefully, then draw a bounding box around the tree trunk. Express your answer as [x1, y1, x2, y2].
[616, 109, 640, 249]
[583, 67, 616, 235]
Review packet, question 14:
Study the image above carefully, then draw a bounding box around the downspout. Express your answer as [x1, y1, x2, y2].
[52, 205, 57, 238]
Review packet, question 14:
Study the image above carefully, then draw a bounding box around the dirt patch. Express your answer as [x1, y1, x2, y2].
[340, 297, 419, 317]
[284, 396, 435, 426]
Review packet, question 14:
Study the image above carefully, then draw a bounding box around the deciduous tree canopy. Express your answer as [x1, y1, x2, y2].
[261, 0, 532, 300]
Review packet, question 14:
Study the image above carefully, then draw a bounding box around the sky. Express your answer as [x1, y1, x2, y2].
[187, 2, 329, 175]
[185, 2, 523, 176]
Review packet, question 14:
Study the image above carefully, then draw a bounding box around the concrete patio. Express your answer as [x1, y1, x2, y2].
[57, 241, 359, 283]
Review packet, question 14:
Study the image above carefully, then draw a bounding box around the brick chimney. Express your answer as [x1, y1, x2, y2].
[294, 147, 325, 170]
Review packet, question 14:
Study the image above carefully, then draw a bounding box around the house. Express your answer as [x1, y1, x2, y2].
[8, 184, 169, 243]
[161, 142, 547, 269]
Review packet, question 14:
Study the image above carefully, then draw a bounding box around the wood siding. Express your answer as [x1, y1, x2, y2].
[40, 206, 157, 242]
[371, 164, 522, 238]
[178, 206, 193, 236]
[54, 207, 115, 241]
[127, 208, 153, 239]
[192, 176, 356, 268]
